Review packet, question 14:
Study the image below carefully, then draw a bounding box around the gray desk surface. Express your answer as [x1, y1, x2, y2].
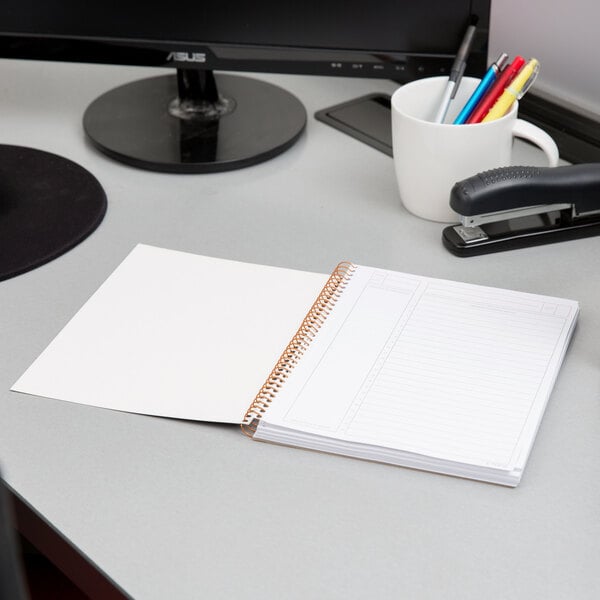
[1, 59, 599, 600]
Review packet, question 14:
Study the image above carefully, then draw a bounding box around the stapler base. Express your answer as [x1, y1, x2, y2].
[442, 217, 600, 256]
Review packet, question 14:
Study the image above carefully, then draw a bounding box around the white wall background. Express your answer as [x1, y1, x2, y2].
[489, 0, 600, 116]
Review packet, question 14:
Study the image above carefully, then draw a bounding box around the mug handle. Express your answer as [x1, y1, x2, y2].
[511, 119, 559, 167]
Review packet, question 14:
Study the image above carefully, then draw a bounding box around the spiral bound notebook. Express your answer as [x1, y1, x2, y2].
[242, 262, 579, 486]
[13, 245, 578, 486]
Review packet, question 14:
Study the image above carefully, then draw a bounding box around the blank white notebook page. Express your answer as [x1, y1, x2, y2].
[258, 265, 578, 470]
[12, 244, 328, 423]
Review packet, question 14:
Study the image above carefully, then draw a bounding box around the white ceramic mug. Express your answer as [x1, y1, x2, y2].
[391, 76, 559, 223]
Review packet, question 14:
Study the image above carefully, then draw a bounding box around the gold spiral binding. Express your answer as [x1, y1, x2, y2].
[241, 261, 356, 437]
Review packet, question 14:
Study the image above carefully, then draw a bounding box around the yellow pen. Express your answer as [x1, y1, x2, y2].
[482, 58, 540, 122]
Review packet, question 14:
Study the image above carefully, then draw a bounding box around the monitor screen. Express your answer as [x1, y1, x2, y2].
[0, 1, 491, 172]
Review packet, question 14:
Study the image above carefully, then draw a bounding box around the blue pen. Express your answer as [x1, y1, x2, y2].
[453, 53, 509, 124]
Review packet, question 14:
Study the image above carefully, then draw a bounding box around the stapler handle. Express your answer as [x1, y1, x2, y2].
[450, 164, 600, 216]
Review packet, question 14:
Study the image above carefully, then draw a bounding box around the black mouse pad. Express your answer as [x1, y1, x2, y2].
[0, 145, 107, 281]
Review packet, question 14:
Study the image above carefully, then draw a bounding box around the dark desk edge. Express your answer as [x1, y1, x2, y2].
[518, 93, 600, 164]
[8, 486, 131, 600]
[315, 90, 600, 165]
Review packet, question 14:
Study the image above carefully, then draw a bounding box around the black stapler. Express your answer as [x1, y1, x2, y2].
[442, 163, 600, 256]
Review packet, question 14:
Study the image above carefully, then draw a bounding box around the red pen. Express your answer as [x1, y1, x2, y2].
[466, 55, 526, 123]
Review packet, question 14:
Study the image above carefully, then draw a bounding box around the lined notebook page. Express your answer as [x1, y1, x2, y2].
[258, 265, 578, 470]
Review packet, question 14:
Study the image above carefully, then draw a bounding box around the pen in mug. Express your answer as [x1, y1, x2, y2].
[466, 55, 525, 124]
[482, 58, 540, 122]
[453, 52, 509, 124]
[433, 16, 478, 124]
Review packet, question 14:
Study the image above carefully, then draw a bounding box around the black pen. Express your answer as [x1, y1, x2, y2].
[434, 16, 479, 124]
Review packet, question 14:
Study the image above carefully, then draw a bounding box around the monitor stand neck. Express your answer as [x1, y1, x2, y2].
[169, 69, 235, 121]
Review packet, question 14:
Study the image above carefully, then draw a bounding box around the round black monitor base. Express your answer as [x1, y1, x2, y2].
[83, 72, 307, 173]
[0, 145, 107, 282]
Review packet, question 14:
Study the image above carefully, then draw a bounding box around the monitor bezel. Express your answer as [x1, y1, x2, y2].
[0, 1, 490, 83]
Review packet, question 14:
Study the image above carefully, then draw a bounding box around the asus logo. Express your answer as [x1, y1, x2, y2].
[166, 51, 206, 63]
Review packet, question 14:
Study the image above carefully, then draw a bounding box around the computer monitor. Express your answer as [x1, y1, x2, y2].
[0, 1, 490, 173]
